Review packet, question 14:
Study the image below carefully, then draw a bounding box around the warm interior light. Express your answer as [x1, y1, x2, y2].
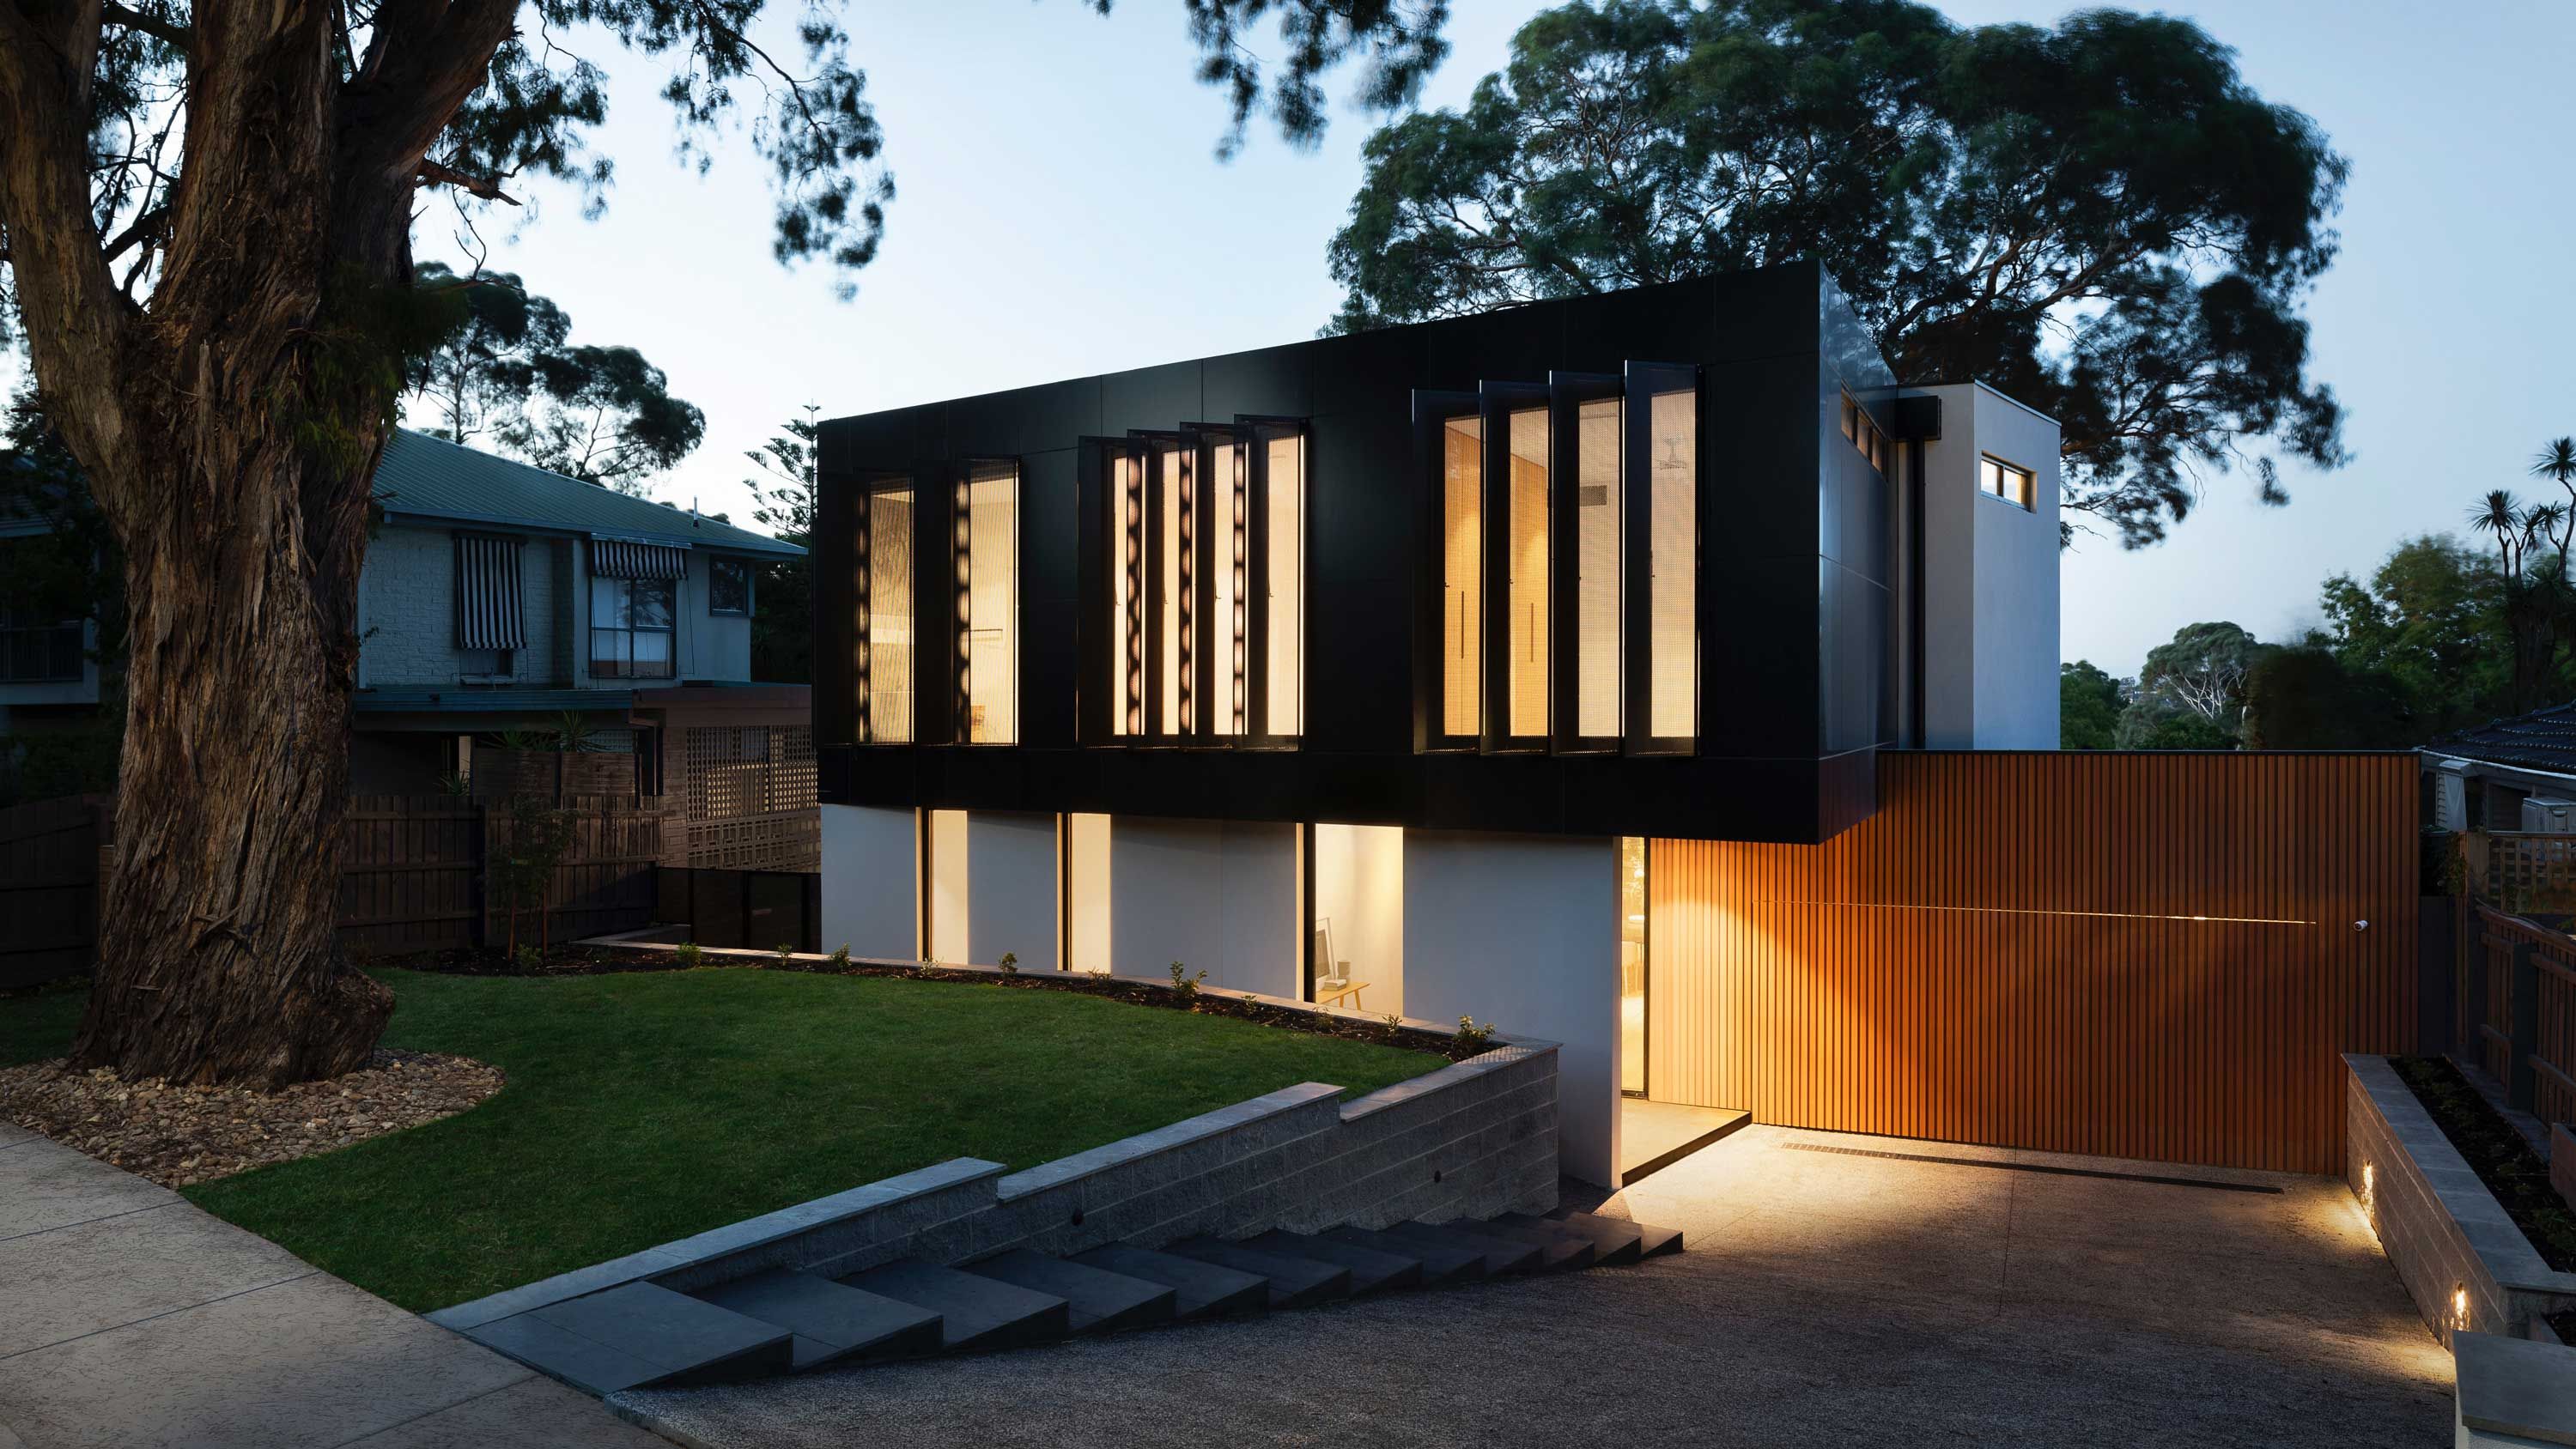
[2453, 1286, 2469, 1325]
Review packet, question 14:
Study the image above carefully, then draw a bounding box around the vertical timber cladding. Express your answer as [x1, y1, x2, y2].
[1647, 752, 2420, 1175]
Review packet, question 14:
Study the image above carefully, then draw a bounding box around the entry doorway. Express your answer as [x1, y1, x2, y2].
[1619, 836, 1749, 1184]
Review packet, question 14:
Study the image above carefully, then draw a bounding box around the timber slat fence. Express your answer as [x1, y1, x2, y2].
[1, 792, 665, 983]
[1646, 751, 2421, 1176]
[2466, 901, 2576, 1131]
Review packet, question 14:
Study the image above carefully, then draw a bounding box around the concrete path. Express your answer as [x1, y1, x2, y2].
[0, 1122, 667, 1449]
[621, 1125, 2454, 1447]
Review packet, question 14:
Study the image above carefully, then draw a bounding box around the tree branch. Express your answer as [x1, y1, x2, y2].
[416, 157, 519, 205]
[100, 0, 191, 49]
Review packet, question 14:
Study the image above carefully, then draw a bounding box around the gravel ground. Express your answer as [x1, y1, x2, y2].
[618, 1126, 2453, 1449]
[0, 1047, 501, 1186]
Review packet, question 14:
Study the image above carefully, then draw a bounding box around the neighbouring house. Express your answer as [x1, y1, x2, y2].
[0, 506, 100, 737]
[805, 263, 2066, 1185]
[2423, 702, 2576, 834]
[355, 430, 819, 869]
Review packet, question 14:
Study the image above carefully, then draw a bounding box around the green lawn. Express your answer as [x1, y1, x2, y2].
[0, 967, 1443, 1311]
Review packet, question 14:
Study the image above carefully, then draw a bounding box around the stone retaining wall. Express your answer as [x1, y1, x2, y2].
[433, 1039, 1558, 1331]
[2344, 1053, 2576, 1343]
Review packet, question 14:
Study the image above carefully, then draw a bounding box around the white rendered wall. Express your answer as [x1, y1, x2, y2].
[821, 803, 916, 961]
[1911, 381, 2062, 749]
[966, 810, 1059, 971]
[1315, 823, 1405, 1015]
[1109, 816, 1298, 999]
[1402, 830, 1620, 1187]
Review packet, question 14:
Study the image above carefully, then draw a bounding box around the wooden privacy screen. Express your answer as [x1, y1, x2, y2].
[1648, 751, 2419, 1175]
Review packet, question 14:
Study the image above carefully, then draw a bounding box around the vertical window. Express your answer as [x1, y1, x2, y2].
[1112, 452, 1144, 737]
[1264, 431, 1303, 739]
[962, 462, 1018, 743]
[1620, 835, 1646, 1095]
[708, 558, 750, 615]
[1507, 406, 1549, 740]
[1647, 382, 1697, 739]
[1574, 397, 1621, 741]
[1211, 440, 1244, 736]
[1980, 455, 2035, 510]
[589, 577, 674, 678]
[1154, 445, 1193, 737]
[860, 483, 915, 743]
[1439, 416, 1482, 740]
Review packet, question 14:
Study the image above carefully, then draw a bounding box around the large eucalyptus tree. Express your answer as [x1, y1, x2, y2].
[0, 0, 1449, 1085]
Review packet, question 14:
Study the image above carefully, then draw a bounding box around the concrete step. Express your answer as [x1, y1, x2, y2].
[1241, 1230, 1424, 1294]
[1437, 1217, 1595, 1271]
[688, 1268, 944, 1371]
[957, 1248, 1176, 1334]
[1167, 1238, 1352, 1309]
[1321, 1224, 1487, 1286]
[1370, 1218, 1544, 1276]
[1069, 1245, 1271, 1321]
[1554, 1209, 1683, 1259]
[838, 1261, 1070, 1352]
[1501, 1210, 1642, 1267]
[466, 1282, 791, 1394]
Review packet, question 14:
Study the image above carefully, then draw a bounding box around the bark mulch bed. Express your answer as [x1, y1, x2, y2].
[0, 1047, 504, 1188]
[2390, 1055, 2576, 1274]
[381, 943, 1497, 1064]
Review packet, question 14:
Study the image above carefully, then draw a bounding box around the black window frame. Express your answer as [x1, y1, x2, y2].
[1480, 379, 1553, 754]
[1549, 370, 1625, 755]
[1625, 361, 1701, 756]
[707, 556, 752, 616]
[0, 608, 83, 684]
[1413, 390, 1482, 753]
[853, 469, 924, 746]
[587, 574, 677, 680]
[954, 456, 1021, 746]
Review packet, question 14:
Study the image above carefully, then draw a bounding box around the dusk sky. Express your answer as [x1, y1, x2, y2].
[32, 0, 2572, 677]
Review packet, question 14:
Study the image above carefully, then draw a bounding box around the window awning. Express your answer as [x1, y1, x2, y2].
[453, 534, 526, 650]
[589, 537, 689, 580]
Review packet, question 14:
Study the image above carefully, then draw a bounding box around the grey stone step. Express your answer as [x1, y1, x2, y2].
[467, 1282, 791, 1394]
[1437, 1217, 1595, 1271]
[1070, 1245, 1270, 1321]
[1370, 1218, 1544, 1276]
[1502, 1210, 1643, 1266]
[1555, 1209, 1683, 1259]
[688, 1268, 944, 1371]
[1321, 1224, 1487, 1286]
[1167, 1238, 1352, 1309]
[1241, 1230, 1424, 1294]
[957, 1248, 1176, 1334]
[838, 1261, 1070, 1352]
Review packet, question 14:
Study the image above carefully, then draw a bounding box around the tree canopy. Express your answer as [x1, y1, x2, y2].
[744, 405, 817, 683]
[1327, 0, 2349, 546]
[2057, 660, 2123, 749]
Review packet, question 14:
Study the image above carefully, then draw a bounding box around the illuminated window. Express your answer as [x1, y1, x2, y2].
[1574, 397, 1621, 743]
[1507, 406, 1550, 741]
[1842, 391, 1886, 471]
[1096, 427, 1303, 748]
[960, 461, 1018, 743]
[1439, 416, 1482, 741]
[1980, 455, 2035, 511]
[859, 482, 914, 743]
[589, 577, 673, 679]
[1647, 382, 1697, 740]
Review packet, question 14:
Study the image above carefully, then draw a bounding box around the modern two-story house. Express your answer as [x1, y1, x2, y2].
[809, 263, 2060, 1183]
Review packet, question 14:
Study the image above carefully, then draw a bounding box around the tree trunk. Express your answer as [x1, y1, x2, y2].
[67, 422, 393, 1088]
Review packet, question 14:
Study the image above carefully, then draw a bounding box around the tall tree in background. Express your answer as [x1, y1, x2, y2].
[2313, 533, 2506, 736]
[744, 406, 817, 683]
[2116, 621, 2261, 747]
[1327, 0, 2349, 546]
[2057, 661, 2123, 749]
[0, 0, 1449, 1087]
[405, 264, 702, 495]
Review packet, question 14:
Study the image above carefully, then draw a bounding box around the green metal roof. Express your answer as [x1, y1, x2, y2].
[372, 430, 803, 558]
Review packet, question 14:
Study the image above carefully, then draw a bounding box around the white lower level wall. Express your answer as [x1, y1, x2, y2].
[967, 810, 1059, 972]
[1109, 816, 1299, 998]
[820, 803, 916, 961]
[1402, 829, 1621, 1186]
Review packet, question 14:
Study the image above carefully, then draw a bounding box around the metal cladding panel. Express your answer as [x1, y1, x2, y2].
[1645, 750, 2421, 1175]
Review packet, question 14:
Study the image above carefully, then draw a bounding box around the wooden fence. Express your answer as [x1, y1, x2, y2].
[0, 795, 109, 987]
[2466, 901, 2576, 1131]
[1645, 751, 2421, 1176]
[655, 866, 823, 953]
[1, 793, 664, 979]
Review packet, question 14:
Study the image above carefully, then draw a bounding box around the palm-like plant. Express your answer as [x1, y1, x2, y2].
[2532, 438, 2576, 554]
[2470, 488, 2529, 583]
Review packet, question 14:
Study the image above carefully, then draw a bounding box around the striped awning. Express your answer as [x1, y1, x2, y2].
[453, 534, 526, 650]
[588, 537, 689, 580]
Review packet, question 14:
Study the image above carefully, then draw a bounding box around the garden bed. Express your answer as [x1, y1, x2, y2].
[375, 940, 1495, 1063]
[2391, 1055, 2576, 1270]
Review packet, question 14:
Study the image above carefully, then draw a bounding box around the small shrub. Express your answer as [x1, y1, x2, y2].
[1168, 961, 1208, 1006]
[1453, 1016, 1497, 1052]
[513, 944, 544, 972]
[673, 942, 702, 968]
[1381, 1012, 1404, 1042]
[775, 943, 797, 966]
[998, 951, 1019, 975]
[829, 943, 852, 967]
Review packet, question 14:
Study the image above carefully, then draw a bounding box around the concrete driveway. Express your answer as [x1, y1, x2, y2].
[621, 1125, 2453, 1447]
